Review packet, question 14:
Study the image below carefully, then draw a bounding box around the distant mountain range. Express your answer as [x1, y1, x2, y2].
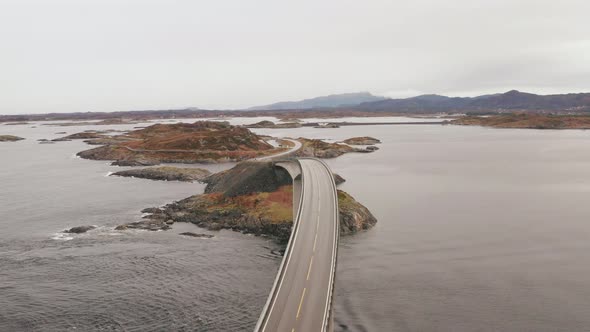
[355, 90, 590, 113]
[248, 92, 386, 110]
[3, 90, 590, 122]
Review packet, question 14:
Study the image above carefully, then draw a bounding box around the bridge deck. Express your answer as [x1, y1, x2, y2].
[256, 159, 339, 332]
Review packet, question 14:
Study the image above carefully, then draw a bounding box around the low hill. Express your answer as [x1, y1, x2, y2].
[248, 92, 386, 110]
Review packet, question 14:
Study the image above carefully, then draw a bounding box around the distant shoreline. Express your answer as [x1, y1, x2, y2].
[301, 121, 445, 127]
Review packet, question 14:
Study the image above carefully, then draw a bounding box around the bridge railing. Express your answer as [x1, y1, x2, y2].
[316, 158, 340, 332]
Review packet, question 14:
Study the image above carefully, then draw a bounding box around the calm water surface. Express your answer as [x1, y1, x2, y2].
[2, 119, 590, 331]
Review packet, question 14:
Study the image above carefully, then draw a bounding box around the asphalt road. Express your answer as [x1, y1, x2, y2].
[256, 158, 339, 332]
[256, 139, 302, 161]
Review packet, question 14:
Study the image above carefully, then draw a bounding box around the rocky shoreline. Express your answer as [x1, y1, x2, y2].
[110, 166, 211, 182]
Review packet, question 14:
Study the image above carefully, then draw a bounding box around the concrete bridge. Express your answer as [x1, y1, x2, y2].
[255, 158, 339, 332]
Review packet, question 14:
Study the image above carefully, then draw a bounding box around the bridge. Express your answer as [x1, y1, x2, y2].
[254, 157, 340, 332]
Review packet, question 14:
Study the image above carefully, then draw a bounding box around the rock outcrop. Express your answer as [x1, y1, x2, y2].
[0, 135, 24, 142]
[338, 190, 378, 233]
[111, 166, 211, 182]
[342, 136, 381, 145]
[64, 225, 96, 234]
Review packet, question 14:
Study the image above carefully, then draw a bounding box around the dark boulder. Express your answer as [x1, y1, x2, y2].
[64, 225, 96, 234]
[179, 232, 214, 238]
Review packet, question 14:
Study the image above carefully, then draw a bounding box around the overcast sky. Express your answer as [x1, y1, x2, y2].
[1, 0, 589, 114]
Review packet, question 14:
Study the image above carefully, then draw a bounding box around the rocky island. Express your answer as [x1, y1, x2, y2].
[110, 166, 211, 182]
[245, 120, 302, 128]
[0, 135, 24, 142]
[77, 121, 283, 165]
[295, 138, 377, 158]
[342, 136, 381, 145]
[116, 161, 377, 242]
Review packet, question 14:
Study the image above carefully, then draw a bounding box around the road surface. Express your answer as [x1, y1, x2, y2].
[255, 158, 339, 332]
[255, 139, 302, 161]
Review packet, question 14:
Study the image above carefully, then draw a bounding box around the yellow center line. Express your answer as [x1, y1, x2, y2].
[313, 215, 320, 252]
[313, 232, 318, 252]
[306, 256, 314, 281]
[296, 288, 306, 319]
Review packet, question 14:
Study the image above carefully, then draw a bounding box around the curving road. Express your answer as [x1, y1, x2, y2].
[255, 158, 339, 332]
[255, 139, 302, 161]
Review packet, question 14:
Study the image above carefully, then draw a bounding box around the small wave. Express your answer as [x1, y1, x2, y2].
[104, 172, 113, 177]
[51, 233, 73, 241]
[94, 226, 124, 236]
